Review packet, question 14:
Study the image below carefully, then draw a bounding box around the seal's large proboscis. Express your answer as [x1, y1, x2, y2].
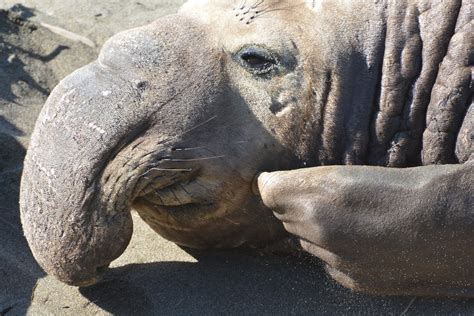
[20, 0, 472, 295]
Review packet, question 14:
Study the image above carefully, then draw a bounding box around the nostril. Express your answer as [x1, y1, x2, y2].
[134, 80, 148, 91]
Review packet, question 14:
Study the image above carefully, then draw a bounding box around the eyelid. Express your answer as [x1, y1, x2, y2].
[239, 47, 277, 64]
[235, 46, 279, 75]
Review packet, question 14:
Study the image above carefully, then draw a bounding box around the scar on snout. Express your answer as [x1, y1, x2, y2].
[88, 122, 106, 134]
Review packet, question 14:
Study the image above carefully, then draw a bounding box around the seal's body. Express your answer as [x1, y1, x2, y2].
[21, 0, 472, 295]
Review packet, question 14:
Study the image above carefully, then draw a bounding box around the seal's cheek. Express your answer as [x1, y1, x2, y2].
[269, 73, 304, 117]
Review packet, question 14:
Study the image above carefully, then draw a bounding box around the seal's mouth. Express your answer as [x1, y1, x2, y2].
[109, 136, 285, 250]
[140, 177, 213, 207]
[127, 157, 267, 248]
[136, 179, 217, 216]
[132, 164, 220, 221]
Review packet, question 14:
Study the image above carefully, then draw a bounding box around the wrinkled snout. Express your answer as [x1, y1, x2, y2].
[20, 15, 223, 286]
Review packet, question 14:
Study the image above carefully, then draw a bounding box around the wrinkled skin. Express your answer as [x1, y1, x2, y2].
[20, 0, 472, 295]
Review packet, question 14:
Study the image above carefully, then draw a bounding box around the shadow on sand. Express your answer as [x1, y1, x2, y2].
[0, 128, 45, 315]
[0, 5, 70, 104]
[80, 250, 474, 315]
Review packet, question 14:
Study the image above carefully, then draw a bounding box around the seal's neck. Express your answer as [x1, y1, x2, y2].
[307, 0, 460, 167]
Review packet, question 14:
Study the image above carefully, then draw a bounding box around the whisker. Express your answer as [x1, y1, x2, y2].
[254, 15, 312, 27]
[198, 147, 219, 157]
[251, 0, 265, 9]
[166, 155, 226, 162]
[140, 167, 193, 179]
[172, 146, 208, 151]
[223, 217, 240, 226]
[116, 148, 154, 160]
[105, 113, 223, 172]
[255, 3, 305, 17]
[158, 115, 218, 146]
[114, 114, 219, 165]
[254, 4, 272, 13]
[182, 115, 218, 135]
[148, 167, 194, 172]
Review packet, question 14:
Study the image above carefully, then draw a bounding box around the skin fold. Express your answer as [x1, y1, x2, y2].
[20, 0, 472, 295]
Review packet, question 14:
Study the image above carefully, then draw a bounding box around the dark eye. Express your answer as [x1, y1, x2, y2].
[241, 52, 273, 68]
[237, 47, 278, 75]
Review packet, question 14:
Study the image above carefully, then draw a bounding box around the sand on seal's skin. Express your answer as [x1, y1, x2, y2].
[0, 1, 473, 314]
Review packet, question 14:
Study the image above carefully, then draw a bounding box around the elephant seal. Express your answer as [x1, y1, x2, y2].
[20, 0, 472, 295]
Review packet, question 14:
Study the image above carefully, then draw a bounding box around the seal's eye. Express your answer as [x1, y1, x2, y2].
[237, 47, 278, 75]
[241, 52, 273, 68]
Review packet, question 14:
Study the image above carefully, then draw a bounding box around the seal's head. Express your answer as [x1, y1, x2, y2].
[21, 0, 322, 286]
